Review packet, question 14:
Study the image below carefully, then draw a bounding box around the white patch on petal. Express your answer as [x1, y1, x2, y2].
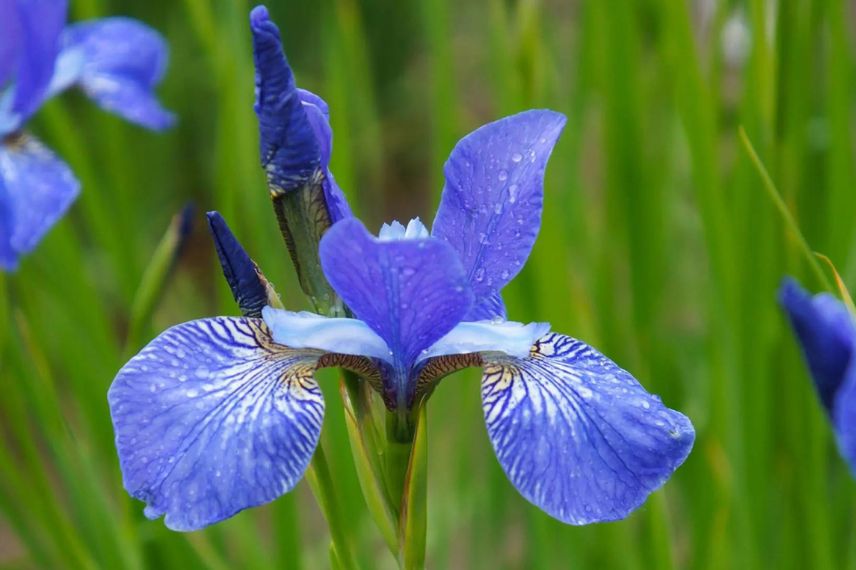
[262, 307, 392, 362]
[419, 319, 550, 362]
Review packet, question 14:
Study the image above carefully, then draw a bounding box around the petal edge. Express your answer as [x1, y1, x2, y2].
[481, 332, 694, 524]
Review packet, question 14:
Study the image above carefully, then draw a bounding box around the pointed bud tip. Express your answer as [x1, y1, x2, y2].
[250, 5, 279, 44]
[778, 276, 806, 308]
[250, 5, 270, 28]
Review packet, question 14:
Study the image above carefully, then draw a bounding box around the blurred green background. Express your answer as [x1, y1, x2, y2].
[2, 0, 856, 568]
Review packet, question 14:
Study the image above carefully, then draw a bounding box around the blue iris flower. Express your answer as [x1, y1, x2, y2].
[108, 5, 694, 532]
[0, 0, 173, 270]
[779, 277, 856, 473]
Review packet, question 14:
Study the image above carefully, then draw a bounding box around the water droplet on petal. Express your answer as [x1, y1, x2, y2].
[511, 152, 523, 163]
[498, 170, 508, 181]
[475, 267, 485, 282]
[501, 270, 510, 279]
[508, 184, 519, 203]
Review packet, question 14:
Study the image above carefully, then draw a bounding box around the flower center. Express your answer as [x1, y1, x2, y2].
[377, 217, 429, 241]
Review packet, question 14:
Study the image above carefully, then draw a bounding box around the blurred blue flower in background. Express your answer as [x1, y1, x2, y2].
[106, 4, 694, 532]
[780, 277, 856, 473]
[0, 0, 173, 270]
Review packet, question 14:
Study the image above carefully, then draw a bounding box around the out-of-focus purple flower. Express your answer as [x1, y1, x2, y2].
[0, 0, 174, 270]
[107, 5, 694, 532]
[780, 277, 856, 473]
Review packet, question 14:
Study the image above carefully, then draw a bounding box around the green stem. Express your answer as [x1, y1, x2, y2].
[385, 410, 417, 514]
[398, 407, 428, 570]
[340, 377, 398, 554]
[739, 127, 833, 291]
[304, 443, 358, 570]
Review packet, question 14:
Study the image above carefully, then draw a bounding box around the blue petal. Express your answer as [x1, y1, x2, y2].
[251, 5, 320, 192]
[319, 218, 473, 406]
[207, 211, 269, 318]
[832, 362, 856, 475]
[108, 317, 325, 531]
[299, 88, 330, 165]
[0, 174, 15, 269]
[50, 17, 174, 130]
[9, 0, 67, 124]
[466, 292, 506, 321]
[779, 277, 856, 411]
[482, 332, 694, 524]
[0, 0, 19, 89]
[262, 307, 390, 361]
[432, 110, 566, 312]
[298, 88, 352, 222]
[421, 319, 549, 361]
[779, 277, 856, 475]
[0, 135, 79, 270]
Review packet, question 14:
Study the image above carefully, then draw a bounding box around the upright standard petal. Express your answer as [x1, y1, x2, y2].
[481, 332, 694, 524]
[9, 0, 67, 124]
[51, 17, 174, 130]
[467, 292, 507, 321]
[432, 110, 566, 318]
[207, 211, 271, 318]
[251, 5, 320, 192]
[109, 317, 325, 531]
[0, 134, 79, 270]
[319, 218, 473, 406]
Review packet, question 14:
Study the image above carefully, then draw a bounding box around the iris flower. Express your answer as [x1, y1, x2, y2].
[108, 5, 694, 532]
[0, 0, 173, 270]
[779, 277, 856, 473]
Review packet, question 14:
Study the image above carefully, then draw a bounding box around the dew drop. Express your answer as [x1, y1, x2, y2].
[494, 203, 502, 214]
[474, 267, 486, 282]
[508, 184, 519, 203]
[498, 170, 508, 182]
[501, 270, 510, 279]
[511, 152, 523, 163]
